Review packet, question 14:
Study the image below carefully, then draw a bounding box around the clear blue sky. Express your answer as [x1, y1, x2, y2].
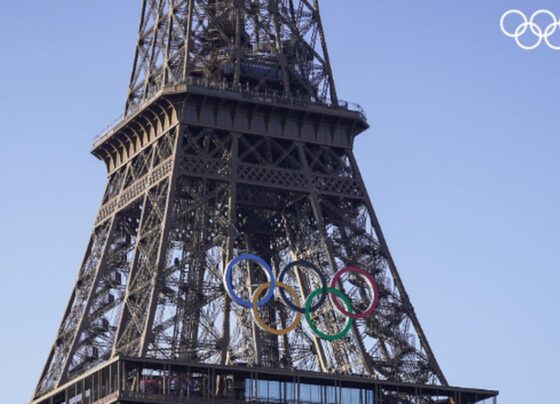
[0, 1, 558, 403]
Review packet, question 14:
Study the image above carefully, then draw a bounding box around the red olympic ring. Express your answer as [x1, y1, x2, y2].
[329, 266, 379, 320]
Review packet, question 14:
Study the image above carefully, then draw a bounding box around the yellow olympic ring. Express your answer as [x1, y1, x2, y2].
[251, 282, 303, 336]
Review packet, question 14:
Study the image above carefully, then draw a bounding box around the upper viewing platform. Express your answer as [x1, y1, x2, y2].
[91, 0, 374, 163]
[90, 0, 376, 166]
[93, 76, 367, 151]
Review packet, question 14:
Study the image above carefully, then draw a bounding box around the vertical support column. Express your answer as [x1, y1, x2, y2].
[182, 0, 195, 81]
[119, 360, 124, 394]
[271, 3, 291, 94]
[112, 126, 181, 357]
[112, 186, 155, 356]
[139, 125, 184, 356]
[57, 216, 119, 387]
[36, 214, 114, 396]
[216, 132, 240, 397]
[244, 235, 264, 366]
[347, 151, 448, 386]
[220, 132, 240, 365]
[233, 3, 242, 87]
[282, 218, 328, 372]
[297, 142, 373, 375]
[162, 2, 174, 84]
[141, 0, 165, 100]
[313, 0, 338, 104]
[111, 144, 160, 356]
[126, 0, 149, 114]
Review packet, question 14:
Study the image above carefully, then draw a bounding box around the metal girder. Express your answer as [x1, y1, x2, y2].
[126, 0, 338, 114]
[35, 123, 448, 398]
[34, 1, 452, 401]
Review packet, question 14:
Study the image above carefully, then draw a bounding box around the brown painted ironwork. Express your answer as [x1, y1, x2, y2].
[32, 2, 497, 403]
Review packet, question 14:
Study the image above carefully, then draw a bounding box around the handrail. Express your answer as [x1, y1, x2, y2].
[93, 77, 367, 148]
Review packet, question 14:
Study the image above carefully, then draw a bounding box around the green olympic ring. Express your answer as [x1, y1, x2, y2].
[305, 287, 354, 341]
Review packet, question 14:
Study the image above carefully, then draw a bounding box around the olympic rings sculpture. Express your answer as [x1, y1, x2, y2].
[223, 254, 379, 341]
[500, 9, 560, 50]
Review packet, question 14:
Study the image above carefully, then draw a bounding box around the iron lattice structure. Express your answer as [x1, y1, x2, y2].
[125, 0, 338, 115]
[31, 0, 467, 402]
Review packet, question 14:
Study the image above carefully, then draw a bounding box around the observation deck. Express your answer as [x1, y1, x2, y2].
[31, 356, 499, 404]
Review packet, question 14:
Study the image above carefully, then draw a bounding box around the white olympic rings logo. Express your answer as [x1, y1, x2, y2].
[500, 9, 560, 50]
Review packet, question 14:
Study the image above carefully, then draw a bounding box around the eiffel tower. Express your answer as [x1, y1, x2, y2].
[32, 1, 497, 403]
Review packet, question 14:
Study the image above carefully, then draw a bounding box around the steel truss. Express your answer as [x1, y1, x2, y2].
[36, 102, 447, 398]
[126, 0, 337, 114]
[32, 1, 494, 402]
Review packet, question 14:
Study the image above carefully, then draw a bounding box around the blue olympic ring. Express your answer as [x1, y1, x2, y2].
[224, 253, 275, 308]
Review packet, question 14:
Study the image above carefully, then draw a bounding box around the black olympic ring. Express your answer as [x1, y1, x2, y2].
[278, 260, 328, 314]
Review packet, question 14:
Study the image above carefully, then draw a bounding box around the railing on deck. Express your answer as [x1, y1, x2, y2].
[93, 77, 367, 149]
